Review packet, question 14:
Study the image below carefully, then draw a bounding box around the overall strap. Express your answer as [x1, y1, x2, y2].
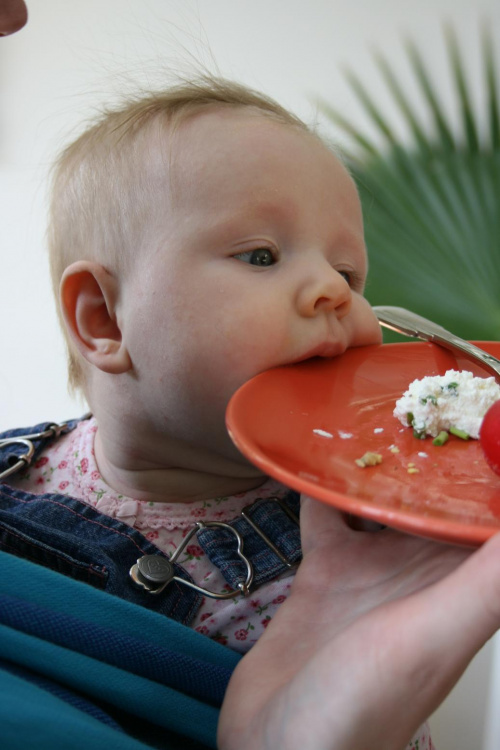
[0, 418, 83, 481]
[0, 419, 303, 603]
[197, 492, 301, 589]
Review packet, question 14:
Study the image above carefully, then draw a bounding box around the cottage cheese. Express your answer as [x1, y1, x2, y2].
[394, 369, 500, 439]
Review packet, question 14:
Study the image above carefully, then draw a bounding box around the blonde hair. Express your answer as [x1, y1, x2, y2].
[48, 76, 312, 393]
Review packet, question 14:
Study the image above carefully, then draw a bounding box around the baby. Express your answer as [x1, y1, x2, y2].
[5, 76, 382, 639]
[3, 75, 444, 749]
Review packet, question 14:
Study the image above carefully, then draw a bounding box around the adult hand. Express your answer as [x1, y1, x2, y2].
[218, 496, 500, 750]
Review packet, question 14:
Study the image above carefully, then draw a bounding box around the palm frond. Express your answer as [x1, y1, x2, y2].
[372, 50, 431, 157]
[404, 37, 457, 152]
[445, 24, 480, 152]
[483, 22, 500, 149]
[318, 24, 500, 341]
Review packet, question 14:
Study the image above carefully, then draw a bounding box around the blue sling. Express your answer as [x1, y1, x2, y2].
[0, 551, 241, 749]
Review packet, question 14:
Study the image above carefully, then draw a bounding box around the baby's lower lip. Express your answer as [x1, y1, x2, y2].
[291, 343, 346, 364]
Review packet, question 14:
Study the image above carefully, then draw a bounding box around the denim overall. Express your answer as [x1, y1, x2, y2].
[0, 417, 302, 625]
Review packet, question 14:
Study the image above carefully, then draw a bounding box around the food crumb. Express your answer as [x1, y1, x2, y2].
[388, 445, 400, 454]
[313, 429, 333, 439]
[374, 427, 384, 434]
[355, 452, 383, 468]
[418, 452, 428, 458]
[407, 467, 420, 474]
[338, 430, 353, 439]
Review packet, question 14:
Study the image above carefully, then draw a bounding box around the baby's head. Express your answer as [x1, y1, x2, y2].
[49, 77, 308, 394]
[50, 76, 381, 464]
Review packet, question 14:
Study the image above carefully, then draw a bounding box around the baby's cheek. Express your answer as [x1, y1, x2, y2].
[370, 317, 384, 344]
[350, 298, 382, 347]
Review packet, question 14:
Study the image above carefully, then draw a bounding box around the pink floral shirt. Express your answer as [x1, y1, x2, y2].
[7, 417, 433, 749]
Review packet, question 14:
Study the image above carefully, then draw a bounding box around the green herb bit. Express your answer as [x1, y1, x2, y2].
[432, 430, 449, 446]
[406, 412, 414, 426]
[420, 395, 437, 406]
[413, 429, 427, 440]
[446, 382, 458, 390]
[449, 426, 470, 440]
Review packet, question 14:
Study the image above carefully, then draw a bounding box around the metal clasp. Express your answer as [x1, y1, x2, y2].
[130, 520, 254, 600]
[0, 422, 70, 481]
[130, 495, 301, 600]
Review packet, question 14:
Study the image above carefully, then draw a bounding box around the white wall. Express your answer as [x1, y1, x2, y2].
[1, 2, 499, 747]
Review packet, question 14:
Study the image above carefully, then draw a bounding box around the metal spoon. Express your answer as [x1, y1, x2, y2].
[373, 305, 500, 381]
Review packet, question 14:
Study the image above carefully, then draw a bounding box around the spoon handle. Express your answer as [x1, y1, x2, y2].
[373, 306, 500, 380]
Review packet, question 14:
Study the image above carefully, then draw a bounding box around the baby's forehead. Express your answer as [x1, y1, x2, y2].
[139, 105, 355, 233]
[170, 104, 316, 148]
[164, 106, 339, 179]
[158, 107, 358, 224]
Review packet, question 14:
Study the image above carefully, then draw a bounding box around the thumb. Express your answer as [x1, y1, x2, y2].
[299, 494, 352, 554]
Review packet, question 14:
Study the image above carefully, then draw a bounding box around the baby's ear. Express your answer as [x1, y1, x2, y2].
[60, 261, 132, 374]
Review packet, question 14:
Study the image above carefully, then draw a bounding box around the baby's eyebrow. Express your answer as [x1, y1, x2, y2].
[200, 202, 292, 238]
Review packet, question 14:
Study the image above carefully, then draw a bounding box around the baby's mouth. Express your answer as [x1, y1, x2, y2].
[289, 341, 347, 365]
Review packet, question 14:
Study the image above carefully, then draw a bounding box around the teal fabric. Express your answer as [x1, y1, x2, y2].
[2, 669, 149, 750]
[0, 551, 242, 749]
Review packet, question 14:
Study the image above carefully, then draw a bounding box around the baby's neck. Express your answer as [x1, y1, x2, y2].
[93, 424, 266, 504]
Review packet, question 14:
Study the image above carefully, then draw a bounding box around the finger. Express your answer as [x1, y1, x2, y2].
[299, 494, 352, 553]
[345, 515, 387, 532]
[300, 494, 390, 554]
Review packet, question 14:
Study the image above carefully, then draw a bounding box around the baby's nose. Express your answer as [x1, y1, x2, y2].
[297, 269, 352, 319]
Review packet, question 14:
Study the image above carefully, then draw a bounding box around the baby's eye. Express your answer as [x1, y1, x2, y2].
[337, 268, 364, 291]
[338, 270, 352, 285]
[234, 248, 277, 266]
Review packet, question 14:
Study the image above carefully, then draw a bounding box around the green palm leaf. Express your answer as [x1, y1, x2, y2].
[318, 25, 500, 341]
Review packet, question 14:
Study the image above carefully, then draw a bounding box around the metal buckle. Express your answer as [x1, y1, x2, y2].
[130, 520, 254, 600]
[0, 422, 70, 481]
[130, 495, 300, 599]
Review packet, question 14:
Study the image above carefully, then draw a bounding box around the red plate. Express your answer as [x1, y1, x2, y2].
[226, 342, 500, 547]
